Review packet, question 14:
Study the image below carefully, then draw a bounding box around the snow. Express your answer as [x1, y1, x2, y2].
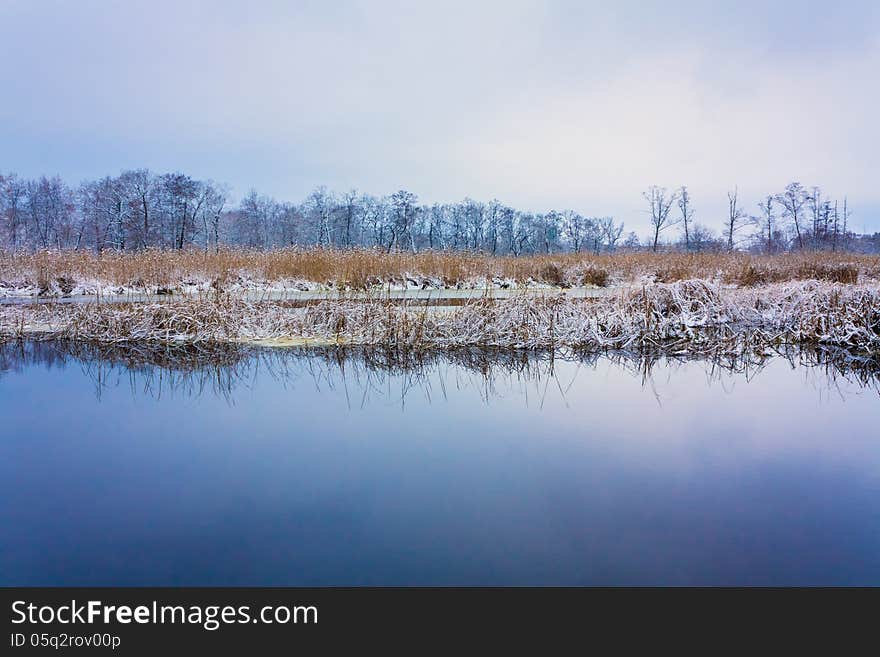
[2, 280, 878, 358]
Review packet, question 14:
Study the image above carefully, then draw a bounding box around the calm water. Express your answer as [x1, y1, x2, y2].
[1, 342, 879, 586]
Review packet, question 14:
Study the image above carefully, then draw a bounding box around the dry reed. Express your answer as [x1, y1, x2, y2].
[3, 280, 878, 357]
[2, 248, 878, 297]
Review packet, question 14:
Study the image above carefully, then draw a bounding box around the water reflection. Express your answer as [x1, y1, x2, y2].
[1, 339, 878, 404]
[2, 339, 880, 585]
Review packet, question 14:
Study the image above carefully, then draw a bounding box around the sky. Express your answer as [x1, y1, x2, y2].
[2, 0, 879, 237]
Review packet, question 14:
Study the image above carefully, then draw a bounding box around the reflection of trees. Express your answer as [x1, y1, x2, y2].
[0, 339, 878, 403]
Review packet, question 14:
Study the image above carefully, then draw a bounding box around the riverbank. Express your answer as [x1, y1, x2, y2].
[2, 280, 878, 357]
[1, 249, 876, 301]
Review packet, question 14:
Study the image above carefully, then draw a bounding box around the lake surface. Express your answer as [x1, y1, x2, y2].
[1, 342, 879, 586]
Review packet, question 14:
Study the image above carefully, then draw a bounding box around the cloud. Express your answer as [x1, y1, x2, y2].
[1, 0, 878, 234]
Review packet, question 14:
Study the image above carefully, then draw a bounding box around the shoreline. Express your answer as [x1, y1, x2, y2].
[2, 280, 878, 358]
[0, 283, 618, 305]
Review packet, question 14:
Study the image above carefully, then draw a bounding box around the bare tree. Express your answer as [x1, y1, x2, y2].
[622, 231, 641, 250]
[1, 174, 27, 249]
[236, 189, 280, 248]
[502, 207, 529, 255]
[119, 169, 155, 249]
[753, 195, 777, 254]
[819, 199, 833, 249]
[562, 210, 588, 252]
[107, 177, 131, 250]
[598, 216, 624, 252]
[689, 224, 720, 252]
[538, 211, 562, 253]
[202, 183, 227, 253]
[643, 186, 679, 252]
[388, 190, 418, 252]
[155, 173, 205, 250]
[806, 185, 826, 247]
[425, 203, 445, 250]
[25, 176, 78, 249]
[485, 200, 503, 254]
[339, 189, 360, 247]
[463, 198, 485, 250]
[361, 194, 387, 248]
[841, 197, 852, 249]
[725, 187, 747, 252]
[305, 187, 334, 247]
[776, 182, 807, 249]
[677, 186, 694, 251]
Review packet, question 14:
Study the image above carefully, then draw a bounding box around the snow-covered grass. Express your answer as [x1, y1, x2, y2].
[3, 280, 878, 357]
[1, 247, 876, 298]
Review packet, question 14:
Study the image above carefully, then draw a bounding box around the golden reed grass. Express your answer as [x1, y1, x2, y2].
[1, 248, 878, 291]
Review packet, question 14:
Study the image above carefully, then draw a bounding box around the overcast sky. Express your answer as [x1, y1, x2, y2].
[2, 0, 878, 236]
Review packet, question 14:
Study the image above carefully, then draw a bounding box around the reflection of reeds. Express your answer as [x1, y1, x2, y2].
[1, 339, 878, 404]
[0, 339, 252, 401]
[3, 281, 879, 356]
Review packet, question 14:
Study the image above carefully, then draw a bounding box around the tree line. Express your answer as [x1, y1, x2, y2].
[644, 183, 863, 254]
[0, 169, 876, 254]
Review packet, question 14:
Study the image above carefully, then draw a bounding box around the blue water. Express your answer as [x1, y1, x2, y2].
[1, 343, 879, 585]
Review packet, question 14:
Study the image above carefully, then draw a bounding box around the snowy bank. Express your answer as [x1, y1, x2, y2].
[2, 280, 879, 357]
